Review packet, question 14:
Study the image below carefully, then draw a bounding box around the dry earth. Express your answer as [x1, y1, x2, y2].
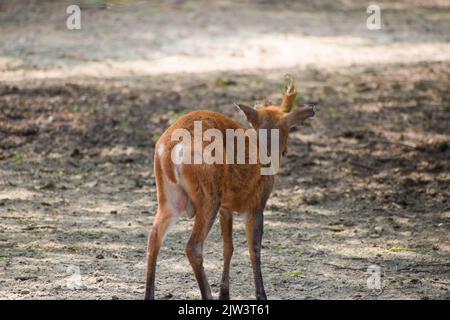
[0, 0, 449, 299]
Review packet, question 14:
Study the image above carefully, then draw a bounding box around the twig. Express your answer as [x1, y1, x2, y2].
[348, 160, 374, 171]
[370, 138, 417, 150]
[324, 262, 364, 271]
[430, 280, 449, 285]
[266, 265, 288, 272]
[15, 276, 38, 281]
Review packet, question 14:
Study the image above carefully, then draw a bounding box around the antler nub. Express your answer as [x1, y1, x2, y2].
[280, 74, 297, 112]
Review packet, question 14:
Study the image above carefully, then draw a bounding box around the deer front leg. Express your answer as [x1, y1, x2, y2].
[246, 209, 267, 300]
[219, 209, 233, 300]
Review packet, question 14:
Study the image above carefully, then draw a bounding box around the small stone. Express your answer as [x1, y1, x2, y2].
[96, 254, 104, 259]
[40, 181, 56, 190]
[111, 295, 119, 300]
[20, 289, 30, 295]
[374, 226, 384, 234]
[70, 148, 81, 158]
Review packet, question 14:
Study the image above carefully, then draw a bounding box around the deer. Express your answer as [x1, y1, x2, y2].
[144, 75, 316, 300]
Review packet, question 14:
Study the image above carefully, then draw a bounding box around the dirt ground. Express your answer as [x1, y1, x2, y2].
[0, 0, 449, 300]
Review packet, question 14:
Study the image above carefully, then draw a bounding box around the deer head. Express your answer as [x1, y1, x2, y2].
[237, 75, 316, 161]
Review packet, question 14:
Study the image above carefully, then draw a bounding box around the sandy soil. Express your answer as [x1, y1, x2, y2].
[0, 0, 449, 300]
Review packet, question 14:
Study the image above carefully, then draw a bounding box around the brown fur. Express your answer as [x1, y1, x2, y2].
[144, 77, 315, 300]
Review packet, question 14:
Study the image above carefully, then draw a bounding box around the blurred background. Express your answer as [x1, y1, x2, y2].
[0, 0, 449, 300]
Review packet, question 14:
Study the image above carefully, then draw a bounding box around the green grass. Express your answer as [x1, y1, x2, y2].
[132, 126, 143, 135]
[216, 77, 237, 87]
[71, 105, 81, 113]
[164, 110, 187, 125]
[328, 106, 339, 119]
[273, 244, 282, 253]
[389, 247, 419, 253]
[12, 153, 23, 165]
[283, 271, 303, 277]
[152, 133, 161, 142]
[80, 231, 105, 239]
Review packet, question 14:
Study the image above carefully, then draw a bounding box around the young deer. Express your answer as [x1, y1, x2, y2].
[144, 76, 315, 300]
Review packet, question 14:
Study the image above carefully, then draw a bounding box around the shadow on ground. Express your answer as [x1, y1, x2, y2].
[0, 59, 449, 299]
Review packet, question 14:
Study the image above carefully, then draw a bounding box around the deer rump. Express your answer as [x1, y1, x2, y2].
[154, 110, 262, 221]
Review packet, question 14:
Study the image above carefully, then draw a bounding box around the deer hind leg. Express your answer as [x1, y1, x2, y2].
[144, 204, 177, 300]
[185, 199, 220, 300]
[246, 209, 267, 300]
[219, 209, 233, 300]
[144, 174, 189, 299]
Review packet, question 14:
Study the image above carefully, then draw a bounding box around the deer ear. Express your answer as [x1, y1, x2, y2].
[235, 103, 260, 128]
[281, 104, 316, 128]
